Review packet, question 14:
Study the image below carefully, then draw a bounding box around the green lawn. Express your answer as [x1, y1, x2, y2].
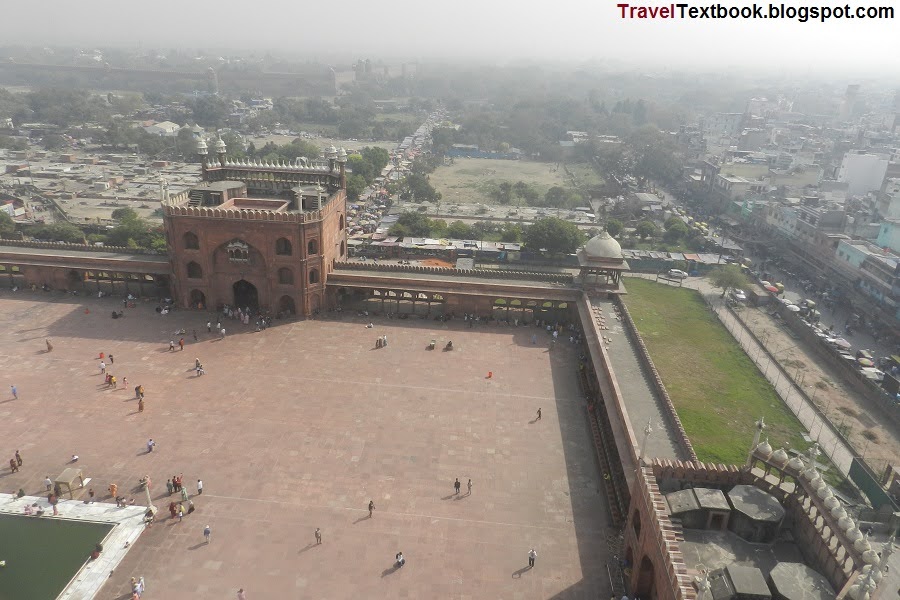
[0, 514, 113, 600]
[622, 278, 811, 466]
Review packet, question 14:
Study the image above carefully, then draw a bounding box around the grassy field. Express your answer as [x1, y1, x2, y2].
[566, 163, 605, 189]
[622, 278, 812, 466]
[0, 514, 113, 600]
[429, 158, 578, 205]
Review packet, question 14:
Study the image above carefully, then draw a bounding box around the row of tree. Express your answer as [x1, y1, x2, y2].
[6, 208, 166, 251]
[387, 213, 585, 254]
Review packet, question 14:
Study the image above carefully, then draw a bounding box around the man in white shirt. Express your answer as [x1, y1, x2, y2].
[528, 548, 537, 568]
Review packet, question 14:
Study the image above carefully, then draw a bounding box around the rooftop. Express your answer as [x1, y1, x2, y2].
[727, 485, 785, 522]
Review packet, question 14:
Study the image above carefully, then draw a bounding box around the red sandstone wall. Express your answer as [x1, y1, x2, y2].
[164, 193, 346, 315]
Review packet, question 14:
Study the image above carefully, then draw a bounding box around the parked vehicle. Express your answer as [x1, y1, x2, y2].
[667, 269, 688, 279]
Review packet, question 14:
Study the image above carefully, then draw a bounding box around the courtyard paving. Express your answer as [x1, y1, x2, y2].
[0, 292, 612, 599]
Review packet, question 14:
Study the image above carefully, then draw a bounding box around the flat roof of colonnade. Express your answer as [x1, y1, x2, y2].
[0, 244, 172, 275]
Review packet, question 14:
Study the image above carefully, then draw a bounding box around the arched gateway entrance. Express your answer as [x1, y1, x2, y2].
[233, 279, 259, 312]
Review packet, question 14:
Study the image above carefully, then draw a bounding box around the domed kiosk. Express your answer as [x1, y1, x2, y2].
[577, 230, 629, 291]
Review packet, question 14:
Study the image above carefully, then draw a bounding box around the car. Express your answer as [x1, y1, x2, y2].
[730, 289, 747, 302]
[667, 269, 688, 279]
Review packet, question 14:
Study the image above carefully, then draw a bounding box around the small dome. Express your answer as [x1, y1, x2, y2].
[756, 438, 773, 458]
[214, 138, 227, 153]
[846, 527, 863, 543]
[816, 485, 833, 500]
[787, 455, 804, 471]
[802, 466, 819, 481]
[195, 139, 208, 154]
[831, 505, 847, 520]
[861, 564, 883, 583]
[854, 532, 871, 553]
[582, 230, 623, 261]
[771, 447, 789, 465]
[823, 495, 840, 511]
[326, 145, 338, 159]
[838, 515, 854, 531]
[862, 549, 878, 565]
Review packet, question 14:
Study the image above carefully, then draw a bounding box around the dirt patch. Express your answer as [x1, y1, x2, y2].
[861, 430, 879, 442]
[419, 258, 455, 268]
[738, 306, 900, 475]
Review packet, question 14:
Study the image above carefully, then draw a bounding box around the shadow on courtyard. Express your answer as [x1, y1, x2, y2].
[545, 337, 614, 599]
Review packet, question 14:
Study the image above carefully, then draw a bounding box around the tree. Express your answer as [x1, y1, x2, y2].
[545, 186, 567, 214]
[389, 212, 433, 237]
[346, 174, 367, 201]
[605, 219, 623, 237]
[709, 264, 749, 297]
[663, 220, 689, 243]
[347, 155, 374, 183]
[111, 207, 139, 222]
[0, 211, 15, 237]
[500, 224, 523, 242]
[29, 222, 84, 243]
[447, 220, 474, 239]
[523, 217, 584, 255]
[361, 147, 390, 176]
[635, 220, 659, 240]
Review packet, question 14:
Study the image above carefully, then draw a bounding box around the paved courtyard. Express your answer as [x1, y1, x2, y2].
[0, 292, 612, 599]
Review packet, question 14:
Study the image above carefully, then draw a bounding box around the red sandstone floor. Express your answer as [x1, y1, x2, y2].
[0, 292, 613, 599]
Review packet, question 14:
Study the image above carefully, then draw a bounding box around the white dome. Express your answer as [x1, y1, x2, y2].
[802, 466, 819, 481]
[831, 505, 847, 520]
[823, 495, 840, 511]
[756, 439, 773, 458]
[861, 564, 883, 583]
[846, 527, 863, 543]
[214, 138, 227, 153]
[854, 533, 871, 553]
[787, 456, 804, 471]
[862, 549, 878, 565]
[838, 516, 854, 531]
[771, 447, 789, 465]
[582, 231, 623, 261]
[817, 485, 833, 500]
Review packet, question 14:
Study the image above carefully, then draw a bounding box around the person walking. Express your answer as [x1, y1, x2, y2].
[46, 339, 53, 352]
[180, 486, 189, 502]
[467, 479, 472, 496]
[220, 328, 226, 339]
[109, 483, 118, 498]
[536, 408, 542, 421]
[368, 500, 375, 518]
[138, 397, 145, 413]
[237, 589, 246, 600]
[454, 478, 461, 495]
[177, 504, 184, 522]
[197, 479, 203, 495]
[15, 450, 22, 466]
[179, 338, 185, 351]
[528, 548, 537, 568]
[45, 475, 53, 491]
[204, 524, 211, 543]
[146, 438, 155, 453]
[109, 354, 114, 365]
[315, 528, 322, 544]
[395, 551, 405, 567]
[10, 385, 16, 400]
[99, 361, 106, 374]
[207, 321, 212, 333]
[169, 340, 175, 352]
[166, 479, 174, 495]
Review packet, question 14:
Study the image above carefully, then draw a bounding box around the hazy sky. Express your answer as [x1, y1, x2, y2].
[6, 0, 899, 73]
